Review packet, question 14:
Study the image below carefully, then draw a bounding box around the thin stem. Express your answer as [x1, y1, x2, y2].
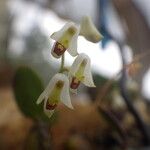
[118, 42, 150, 145]
[59, 54, 65, 73]
[37, 121, 52, 150]
[94, 50, 150, 105]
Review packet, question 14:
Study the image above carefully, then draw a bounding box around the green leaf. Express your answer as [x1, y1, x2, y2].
[13, 66, 49, 121]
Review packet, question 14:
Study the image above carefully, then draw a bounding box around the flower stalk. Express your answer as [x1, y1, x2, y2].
[59, 54, 65, 73]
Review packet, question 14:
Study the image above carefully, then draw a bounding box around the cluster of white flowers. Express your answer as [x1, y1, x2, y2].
[37, 16, 103, 118]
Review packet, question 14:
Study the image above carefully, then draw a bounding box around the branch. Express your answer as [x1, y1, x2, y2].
[118, 42, 150, 146]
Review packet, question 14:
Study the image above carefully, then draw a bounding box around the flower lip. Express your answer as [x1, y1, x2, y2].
[46, 102, 57, 110]
[52, 42, 66, 57]
[70, 77, 81, 89]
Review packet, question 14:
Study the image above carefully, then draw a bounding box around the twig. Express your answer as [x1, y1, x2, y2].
[37, 121, 52, 150]
[97, 106, 127, 143]
[59, 54, 65, 73]
[118, 42, 150, 145]
[94, 50, 150, 105]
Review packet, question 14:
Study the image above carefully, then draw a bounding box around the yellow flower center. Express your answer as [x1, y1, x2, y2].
[59, 26, 77, 48]
[70, 59, 87, 89]
[46, 81, 64, 110]
[75, 59, 87, 81]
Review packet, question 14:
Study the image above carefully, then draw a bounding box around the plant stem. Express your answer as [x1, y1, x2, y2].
[118, 42, 150, 145]
[37, 121, 52, 150]
[59, 54, 65, 73]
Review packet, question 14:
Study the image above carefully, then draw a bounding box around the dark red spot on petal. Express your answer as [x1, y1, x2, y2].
[46, 101, 57, 110]
[70, 77, 80, 89]
[53, 42, 66, 56]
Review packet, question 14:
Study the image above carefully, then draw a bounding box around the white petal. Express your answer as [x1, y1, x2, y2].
[67, 25, 80, 57]
[45, 73, 62, 94]
[60, 74, 73, 109]
[50, 22, 75, 41]
[69, 53, 95, 87]
[70, 88, 77, 94]
[46, 73, 71, 102]
[44, 99, 55, 118]
[51, 47, 61, 58]
[36, 91, 46, 104]
[80, 16, 103, 43]
[69, 53, 85, 76]
[83, 57, 96, 87]
[37, 73, 63, 105]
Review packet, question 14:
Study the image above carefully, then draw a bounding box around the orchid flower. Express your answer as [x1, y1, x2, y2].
[80, 16, 103, 43]
[69, 53, 95, 92]
[51, 22, 80, 58]
[36, 73, 73, 118]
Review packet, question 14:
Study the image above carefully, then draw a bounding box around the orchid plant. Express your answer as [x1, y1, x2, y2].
[37, 16, 103, 118]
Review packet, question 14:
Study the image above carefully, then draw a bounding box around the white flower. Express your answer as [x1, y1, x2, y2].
[69, 53, 95, 91]
[80, 16, 103, 43]
[51, 22, 80, 58]
[36, 73, 73, 118]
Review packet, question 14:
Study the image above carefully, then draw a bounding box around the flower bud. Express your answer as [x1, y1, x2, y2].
[80, 16, 103, 43]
